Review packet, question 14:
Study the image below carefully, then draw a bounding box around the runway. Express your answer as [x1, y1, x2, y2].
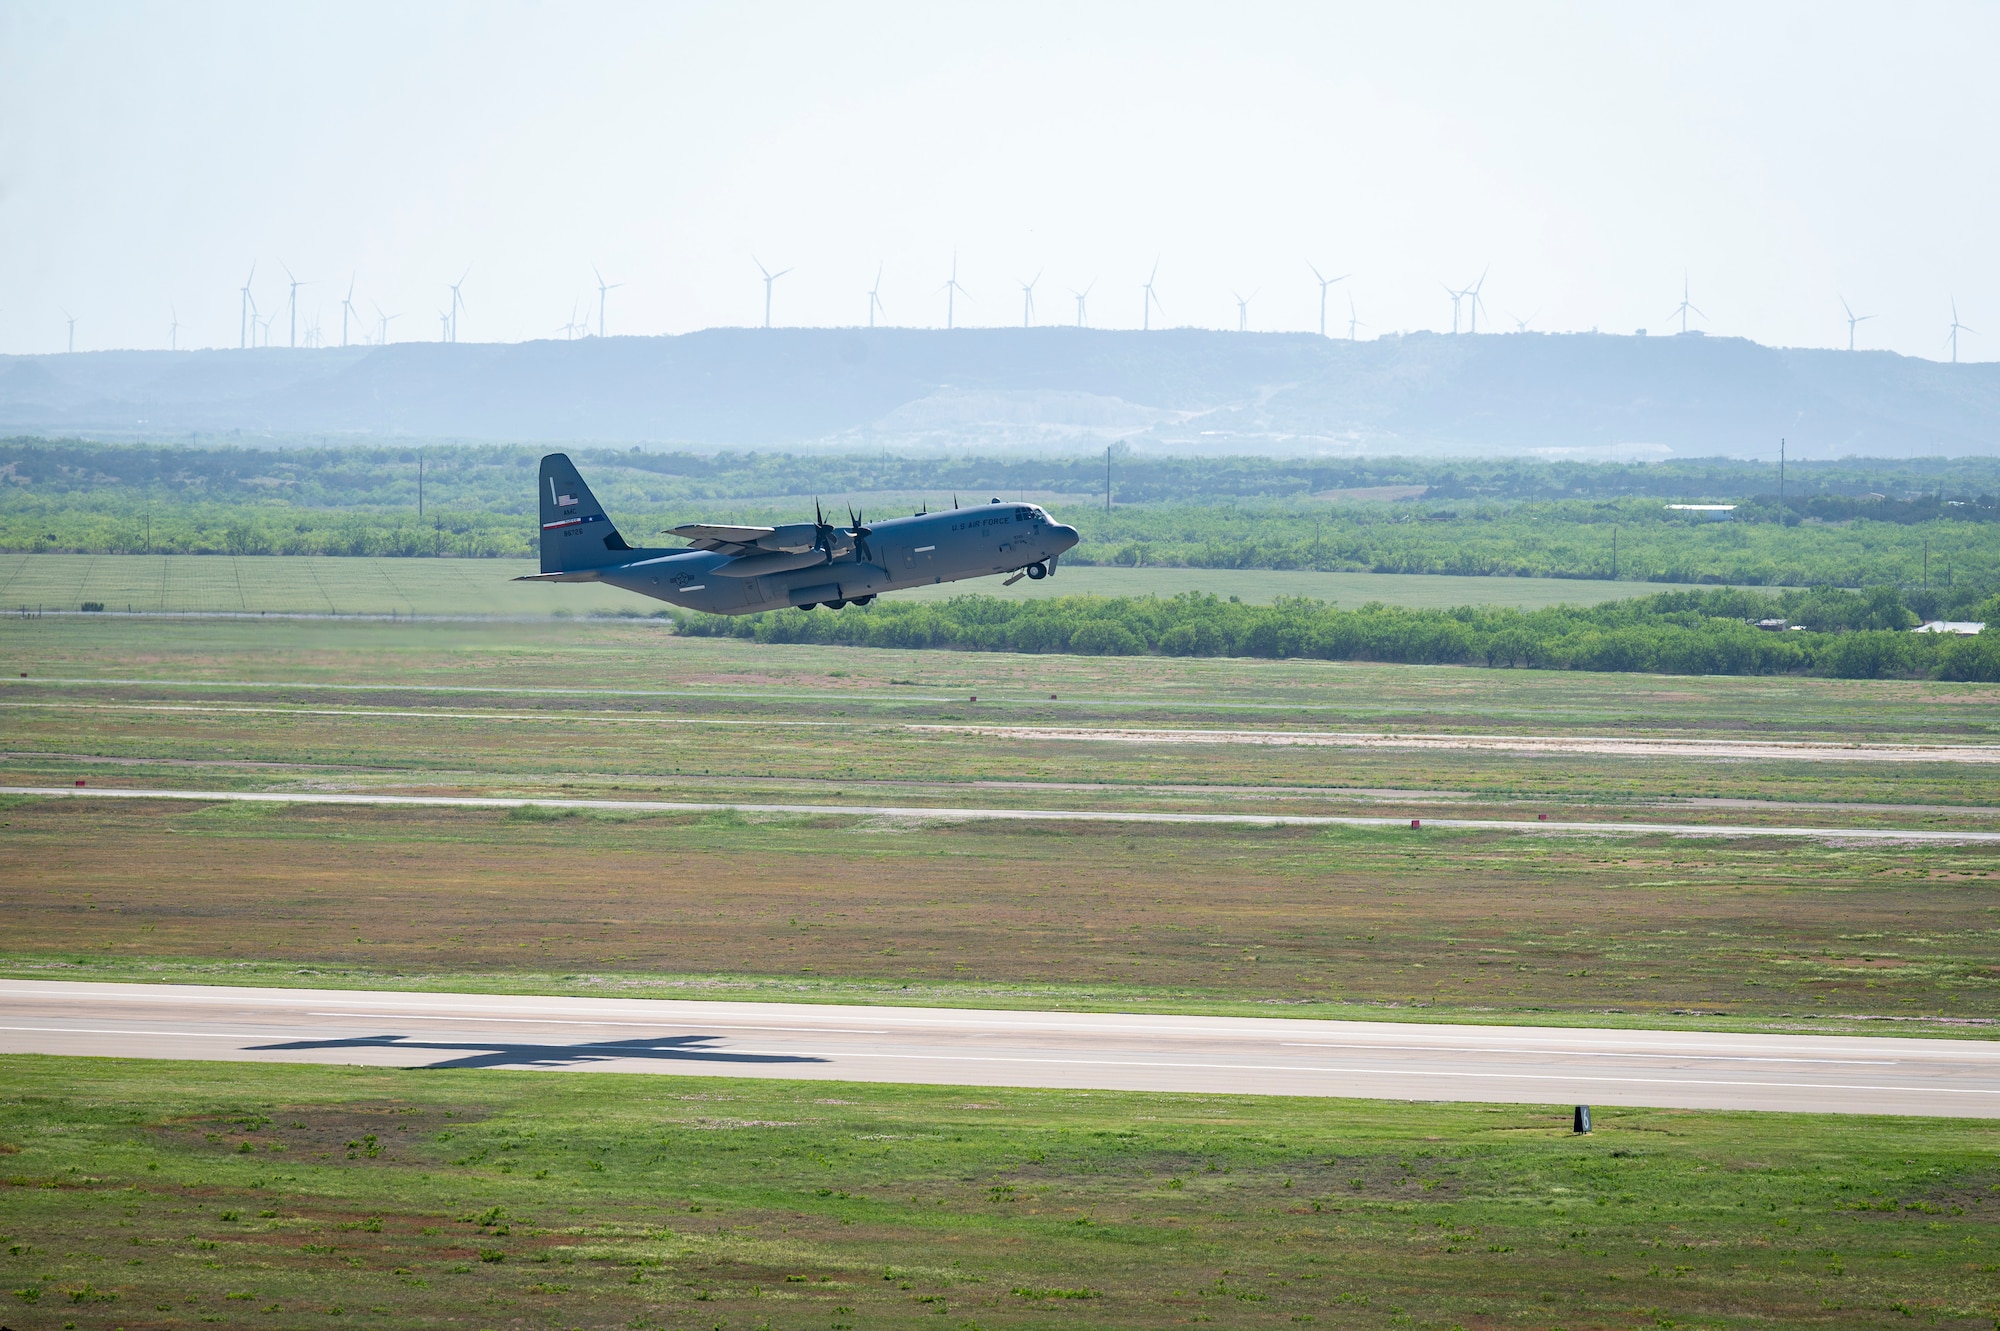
[8, 783, 2000, 842]
[2, 980, 1994, 1116]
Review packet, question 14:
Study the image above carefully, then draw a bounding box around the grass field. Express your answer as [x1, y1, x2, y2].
[4, 598, 1998, 1328]
[0, 553, 1695, 616]
[3, 617, 1998, 1031]
[2, 1057, 1996, 1330]
[4, 797, 1998, 1028]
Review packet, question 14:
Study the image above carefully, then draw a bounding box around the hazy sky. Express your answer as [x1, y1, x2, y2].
[4, 1, 1996, 359]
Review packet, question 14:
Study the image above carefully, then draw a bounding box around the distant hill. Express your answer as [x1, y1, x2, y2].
[2, 328, 1996, 459]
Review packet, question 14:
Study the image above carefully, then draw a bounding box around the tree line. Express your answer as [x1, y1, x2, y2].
[667, 586, 2000, 681]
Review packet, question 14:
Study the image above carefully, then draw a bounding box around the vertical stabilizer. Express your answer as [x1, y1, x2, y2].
[538, 453, 634, 573]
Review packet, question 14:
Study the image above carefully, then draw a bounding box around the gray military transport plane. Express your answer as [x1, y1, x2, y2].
[516, 453, 1081, 614]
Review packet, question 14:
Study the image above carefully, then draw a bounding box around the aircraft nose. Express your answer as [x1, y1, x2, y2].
[1050, 524, 1081, 552]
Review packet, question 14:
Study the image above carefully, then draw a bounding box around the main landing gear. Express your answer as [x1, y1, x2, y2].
[798, 595, 875, 611]
[1025, 562, 1048, 580]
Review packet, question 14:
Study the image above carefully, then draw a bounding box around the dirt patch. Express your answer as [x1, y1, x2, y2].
[153, 1102, 483, 1167]
[917, 725, 2000, 764]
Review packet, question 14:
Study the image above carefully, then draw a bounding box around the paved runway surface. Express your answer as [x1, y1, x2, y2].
[2, 981, 1995, 1116]
[8, 784, 1999, 842]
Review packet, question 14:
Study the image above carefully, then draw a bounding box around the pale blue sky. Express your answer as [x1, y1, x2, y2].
[3, 1, 1995, 358]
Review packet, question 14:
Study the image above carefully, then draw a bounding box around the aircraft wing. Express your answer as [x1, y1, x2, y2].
[666, 523, 776, 552]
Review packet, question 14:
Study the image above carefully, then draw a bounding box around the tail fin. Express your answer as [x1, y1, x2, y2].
[538, 453, 635, 573]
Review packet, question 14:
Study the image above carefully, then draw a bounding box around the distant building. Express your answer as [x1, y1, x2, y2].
[1665, 504, 1737, 521]
[1912, 621, 1986, 635]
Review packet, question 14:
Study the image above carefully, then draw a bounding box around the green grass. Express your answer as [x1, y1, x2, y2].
[4, 616, 1998, 1033]
[0, 552, 1698, 616]
[1, 1056, 1996, 1329]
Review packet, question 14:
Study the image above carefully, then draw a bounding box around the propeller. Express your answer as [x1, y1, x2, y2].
[846, 504, 874, 564]
[810, 498, 850, 561]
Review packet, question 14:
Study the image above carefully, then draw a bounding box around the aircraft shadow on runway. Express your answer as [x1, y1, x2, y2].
[247, 1032, 828, 1071]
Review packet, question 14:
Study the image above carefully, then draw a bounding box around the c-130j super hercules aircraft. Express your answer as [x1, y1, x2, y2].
[517, 453, 1082, 614]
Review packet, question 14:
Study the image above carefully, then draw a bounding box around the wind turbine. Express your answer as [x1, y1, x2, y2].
[1442, 283, 1465, 334]
[1509, 309, 1539, 333]
[372, 301, 399, 346]
[1346, 291, 1365, 341]
[1307, 262, 1347, 337]
[1070, 280, 1094, 328]
[557, 299, 581, 341]
[1018, 269, 1042, 327]
[1670, 273, 1705, 334]
[754, 257, 790, 329]
[1466, 267, 1489, 334]
[592, 265, 620, 337]
[282, 263, 309, 348]
[939, 252, 970, 329]
[340, 274, 358, 349]
[867, 263, 885, 328]
[447, 268, 469, 343]
[169, 306, 181, 351]
[1232, 289, 1256, 332]
[1947, 299, 1974, 364]
[1141, 258, 1164, 331]
[439, 310, 452, 342]
[238, 263, 257, 349]
[65, 312, 75, 354]
[1839, 296, 1875, 352]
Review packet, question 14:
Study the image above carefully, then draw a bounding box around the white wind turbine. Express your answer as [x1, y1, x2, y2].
[1670, 274, 1705, 334]
[1947, 299, 1975, 364]
[939, 252, 971, 329]
[1232, 289, 1256, 332]
[447, 268, 469, 343]
[1141, 258, 1164, 330]
[169, 306, 181, 351]
[1510, 309, 1539, 333]
[1019, 269, 1042, 327]
[592, 266, 621, 337]
[1466, 267, 1489, 334]
[1346, 291, 1365, 341]
[283, 263, 310, 348]
[1070, 280, 1094, 328]
[867, 263, 885, 328]
[372, 302, 399, 346]
[1307, 262, 1347, 337]
[340, 274, 359, 349]
[754, 257, 791, 329]
[238, 263, 257, 349]
[1442, 283, 1465, 334]
[1840, 296, 1875, 352]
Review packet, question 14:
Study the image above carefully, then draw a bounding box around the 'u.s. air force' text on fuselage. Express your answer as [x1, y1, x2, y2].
[514, 452, 1081, 615]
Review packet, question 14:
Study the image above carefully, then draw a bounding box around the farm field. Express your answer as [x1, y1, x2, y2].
[2, 1056, 1996, 1331]
[2, 616, 1997, 1030]
[0, 552, 1691, 616]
